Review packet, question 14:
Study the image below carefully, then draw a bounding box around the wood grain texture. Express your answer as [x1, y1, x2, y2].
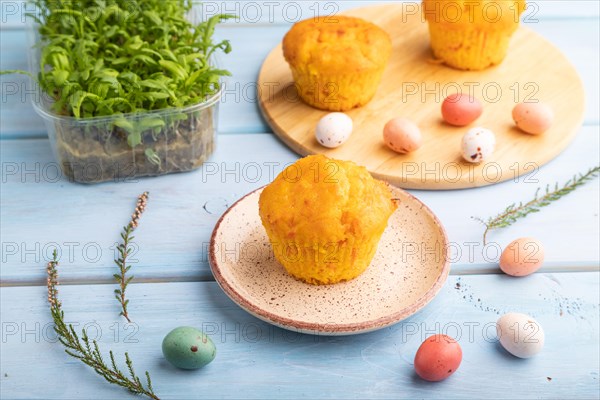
[1, 0, 598, 29]
[1, 21, 599, 139]
[0, 3, 598, 398]
[1, 126, 598, 285]
[0, 134, 297, 285]
[258, 4, 586, 189]
[1, 274, 598, 399]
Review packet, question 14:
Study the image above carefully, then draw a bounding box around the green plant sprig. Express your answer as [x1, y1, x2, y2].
[114, 191, 149, 322]
[474, 166, 599, 245]
[47, 250, 159, 399]
[3, 1, 233, 167]
[30, 0, 233, 119]
[0, 70, 33, 78]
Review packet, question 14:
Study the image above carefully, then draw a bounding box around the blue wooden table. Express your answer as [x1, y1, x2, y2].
[1, 1, 599, 398]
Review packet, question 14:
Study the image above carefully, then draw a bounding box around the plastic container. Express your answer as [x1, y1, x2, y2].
[26, 21, 220, 183]
[31, 91, 220, 183]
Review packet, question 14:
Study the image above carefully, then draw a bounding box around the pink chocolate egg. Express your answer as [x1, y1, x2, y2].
[383, 118, 422, 154]
[499, 237, 545, 277]
[441, 93, 483, 126]
[512, 102, 554, 135]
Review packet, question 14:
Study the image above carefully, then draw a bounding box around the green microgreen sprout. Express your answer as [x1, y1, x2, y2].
[19, 1, 233, 168]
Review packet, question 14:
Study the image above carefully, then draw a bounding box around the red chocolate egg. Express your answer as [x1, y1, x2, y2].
[442, 93, 483, 126]
[414, 334, 462, 382]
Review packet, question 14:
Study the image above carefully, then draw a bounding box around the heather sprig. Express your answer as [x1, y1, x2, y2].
[46, 250, 159, 399]
[474, 166, 599, 244]
[114, 191, 149, 322]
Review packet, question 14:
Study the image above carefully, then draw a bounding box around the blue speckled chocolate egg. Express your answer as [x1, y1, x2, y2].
[162, 326, 216, 370]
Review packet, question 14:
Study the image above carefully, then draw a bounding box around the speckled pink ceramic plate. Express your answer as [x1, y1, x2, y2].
[209, 186, 450, 335]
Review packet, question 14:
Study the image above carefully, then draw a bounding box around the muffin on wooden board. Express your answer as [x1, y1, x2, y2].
[282, 16, 392, 111]
[258, 155, 398, 285]
[423, 0, 526, 70]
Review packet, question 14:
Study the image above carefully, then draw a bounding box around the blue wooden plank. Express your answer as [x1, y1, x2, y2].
[1, 126, 598, 285]
[1, 18, 599, 138]
[214, 25, 289, 134]
[1, 0, 599, 29]
[1, 273, 598, 399]
[521, 19, 600, 126]
[0, 134, 298, 285]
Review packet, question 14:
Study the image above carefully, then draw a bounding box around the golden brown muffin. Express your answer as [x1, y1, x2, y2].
[258, 155, 398, 285]
[282, 16, 392, 111]
[422, 0, 526, 70]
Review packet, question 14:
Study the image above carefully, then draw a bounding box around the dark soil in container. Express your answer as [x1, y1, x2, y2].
[52, 107, 215, 183]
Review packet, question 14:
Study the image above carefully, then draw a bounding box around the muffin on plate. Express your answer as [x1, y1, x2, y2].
[258, 155, 398, 285]
[282, 16, 392, 111]
[422, 0, 526, 70]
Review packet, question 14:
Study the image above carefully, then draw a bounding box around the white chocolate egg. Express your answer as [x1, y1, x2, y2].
[497, 313, 545, 358]
[460, 127, 496, 163]
[315, 113, 353, 148]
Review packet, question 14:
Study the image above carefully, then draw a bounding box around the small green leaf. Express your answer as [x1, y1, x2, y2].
[141, 91, 170, 100]
[98, 98, 132, 114]
[142, 10, 162, 25]
[127, 131, 142, 148]
[158, 60, 188, 80]
[1, 69, 34, 78]
[144, 148, 161, 166]
[126, 35, 144, 50]
[172, 113, 188, 122]
[159, 49, 178, 62]
[113, 118, 135, 132]
[70, 91, 100, 119]
[52, 70, 69, 86]
[118, 72, 140, 83]
[132, 54, 157, 66]
[139, 80, 168, 91]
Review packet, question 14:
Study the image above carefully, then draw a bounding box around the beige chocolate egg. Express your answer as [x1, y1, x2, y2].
[512, 103, 554, 135]
[499, 237, 545, 277]
[383, 118, 422, 154]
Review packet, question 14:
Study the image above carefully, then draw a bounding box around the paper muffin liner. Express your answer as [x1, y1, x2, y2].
[268, 233, 383, 285]
[427, 23, 515, 70]
[289, 66, 386, 111]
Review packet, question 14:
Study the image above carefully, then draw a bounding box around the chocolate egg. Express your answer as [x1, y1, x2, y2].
[383, 118, 422, 154]
[497, 313, 545, 358]
[162, 326, 216, 370]
[442, 93, 483, 126]
[512, 102, 554, 135]
[460, 127, 496, 163]
[414, 334, 462, 381]
[499, 237, 545, 276]
[315, 112, 353, 148]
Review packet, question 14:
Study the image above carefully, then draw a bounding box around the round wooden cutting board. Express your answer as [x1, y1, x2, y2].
[257, 4, 585, 190]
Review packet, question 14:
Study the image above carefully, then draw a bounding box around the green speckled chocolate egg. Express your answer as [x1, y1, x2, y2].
[162, 327, 216, 370]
